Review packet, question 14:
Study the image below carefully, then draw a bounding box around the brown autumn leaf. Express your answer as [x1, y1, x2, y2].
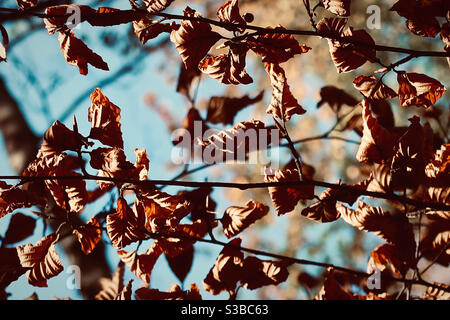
[390, 116, 428, 189]
[172, 107, 209, 148]
[106, 198, 147, 250]
[16, 234, 64, 287]
[73, 216, 102, 255]
[356, 100, 395, 163]
[0, 184, 41, 220]
[0, 25, 8, 63]
[143, 0, 175, 14]
[39, 120, 90, 155]
[199, 42, 253, 85]
[95, 261, 126, 300]
[425, 143, 450, 182]
[3, 213, 36, 245]
[170, 7, 221, 70]
[203, 238, 244, 295]
[353, 75, 397, 100]
[88, 88, 123, 148]
[422, 283, 450, 300]
[221, 200, 269, 238]
[206, 91, 264, 125]
[337, 200, 416, 263]
[57, 28, 109, 75]
[217, 0, 246, 32]
[17, 0, 38, 10]
[165, 244, 194, 284]
[133, 17, 178, 44]
[419, 217, 450, 266]
[247, 26, 311, 64]
[197, 119, 267, 163]
[240, 256, 290, 290]
[117, 242, 163, 284]
[135, 283, 202, 300]
[265, 62, 306, 121]
[176, 186, 217, 222]
[315, 268, 357, 300]
[397, 72, 446, 108]
[367, 243, 409, 277]
[0, 247, 27, 299]
[317, 86, 358, 112]
[264, 167, 315, 216]
[317, 18, 376, 73]
[322, 0, 351, 17]
[176, 63, 201, 100]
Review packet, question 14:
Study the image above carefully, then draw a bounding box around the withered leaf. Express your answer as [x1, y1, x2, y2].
[95, 261, 126, 300]
[397, 72, 446, 108]
[106, 198, 147, 250]
[317, 86, 358, 112]
[73, 216, 102, 255]
[203, 238, 244, 295]
[367, 243, 410, 277]
[3, 213, 36, 245]
[170, 7, 221, 70]
[17, 234, 64, 287]
[353, 75, 397, 100]
[133, 17, 178, 44]
[265, 63, 306, 121]
[221, 200, 269, 238]
[199, 42, 253, 85]
[317, 18, 376, 73]
[57, 28, 109, 75]
[176, 64, 201, 99]
[425, 144, 450, 182]
[143, 0, 175, 14]
[117, 242, 163, 284]
[88, 88, 123, 148]
[17, 0, 38, 10]
[264, 167, 315, 216]
[356, 100, 395, 163]
[322, 0, 351, 17]
[216, 0, 247, 32]
[240, 256, 290, 290]
[206, 91, 264, 125]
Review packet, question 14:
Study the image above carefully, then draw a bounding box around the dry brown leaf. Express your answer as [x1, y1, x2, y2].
[397, 72, 446, 108]
[221, 200, 269, 238]
[73, 216, 102, 255]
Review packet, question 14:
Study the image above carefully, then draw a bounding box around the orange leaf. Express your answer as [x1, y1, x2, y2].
[106, 198, 147, 250]
[117, 242, 163, 284]
[265, 63, 306, 121]
[397, 72, 446, 108]
[17, 234, 63, 287]
[247, 26, 311, 64]
[170, 7, 221, 70]
[315, 268, 357, 300]
[88, 88, 123, 148]
[425, 143, 450, 182]
[367, 243, 409, 277]
[199, 42, 253, 85]
[73, 216, 102, 255]
[57, 28, 109, 75]
[221, 200, 269, 238]
[216, 0, 247, 32]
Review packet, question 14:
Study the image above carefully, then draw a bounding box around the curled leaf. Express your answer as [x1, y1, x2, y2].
[240, 256, 290, 290]
[3, 213, 36, 245]
[170, 7, 221, 70]
[95, 261, 126, 300]
[265, 63, 306, 121]
[17, 234, 63, 287]
[216, 0, 247, 32]
[133, 18, 178, 44]
[73, 216, 102, 255]
[397, 72, 446, 108]
[221, 200, 269, 238]
[367, 243, 409, 277]
[143, 0, 175, 14]
[353, 75, 397, 100]
[321, 0, 351, 17]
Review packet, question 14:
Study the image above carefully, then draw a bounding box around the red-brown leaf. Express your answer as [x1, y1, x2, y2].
[170, 7, 221, 70]
[206, 91, 264, 125]
[240, 256, 290, 290]
[143, 0, 175, 14]
[202, 238, 244, 295]
[425, 144, 450, 181]
[317, 86, 358, 112]
[16, 234, 63, 287]
[221, 200, 269, 238]
[397, 72, 446, 108]
[57, 28, 109, 75]
[367, 243, 409, 277]
[247, 26, 311, 64]
[264, 167, 315, 216]
[165, 245, 194, 284]
[88, 88, 123, 148]
[216, 0, 247, 32]
[356, 100, 395, 163]
[73, 216, 102, 255]
[265, 63, 306, 121]
[106, 198, 147, 250]
[133, 17, 178, 44]
[95, 261, 126, 300]
[17, 0, 38, 10]
[353, 75, 397, 100]
[3, 213, 36, 245]
[322, 0, 351, 17]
